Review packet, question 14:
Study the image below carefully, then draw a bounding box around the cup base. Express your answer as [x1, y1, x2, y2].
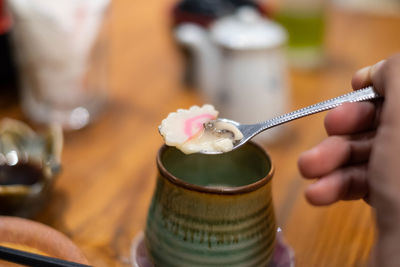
[21, 88, 106, 130]
[130, 229, 295, 267]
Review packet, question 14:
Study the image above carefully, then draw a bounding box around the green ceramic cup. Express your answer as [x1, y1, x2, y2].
[145, 142, 275, 267]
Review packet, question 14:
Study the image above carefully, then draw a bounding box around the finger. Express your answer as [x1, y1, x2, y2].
[298, 135, 373, 178]
[351, 60, 386, 91]
[305, 164, 368, 206]
[324, 102, 377, 136]
[377, 54, 400, 126]
[352, 54, 400, 97]
[383, 54, 400, 96]
[352, 66, 371, 90]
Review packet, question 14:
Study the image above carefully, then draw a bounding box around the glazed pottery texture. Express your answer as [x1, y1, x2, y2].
[145, 142, 275, 267]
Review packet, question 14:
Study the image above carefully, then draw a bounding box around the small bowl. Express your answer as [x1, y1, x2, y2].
[0, 119, 63, 217]
[0, 216, 89, 265]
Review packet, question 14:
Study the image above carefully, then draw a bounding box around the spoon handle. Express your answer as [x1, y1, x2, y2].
[260, 86, 381, 131]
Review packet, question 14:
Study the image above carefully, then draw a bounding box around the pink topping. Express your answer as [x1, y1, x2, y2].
[184, 113, 216, 140]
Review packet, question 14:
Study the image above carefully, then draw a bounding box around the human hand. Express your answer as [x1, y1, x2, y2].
[298, 54, 400, 266]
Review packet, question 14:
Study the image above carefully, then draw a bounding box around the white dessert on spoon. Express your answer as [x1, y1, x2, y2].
[159, 104, 243, 154]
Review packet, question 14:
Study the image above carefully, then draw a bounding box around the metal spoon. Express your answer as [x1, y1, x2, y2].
[201, 86, 381, 154]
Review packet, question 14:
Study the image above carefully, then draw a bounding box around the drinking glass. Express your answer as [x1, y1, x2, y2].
[8, 0, 110, 130]
[275, 0, 325, 68]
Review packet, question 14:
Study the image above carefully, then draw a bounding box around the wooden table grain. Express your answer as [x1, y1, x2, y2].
[2, 1, 400, 266]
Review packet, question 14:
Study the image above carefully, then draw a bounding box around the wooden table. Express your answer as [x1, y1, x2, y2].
[1, 1, 399, 266]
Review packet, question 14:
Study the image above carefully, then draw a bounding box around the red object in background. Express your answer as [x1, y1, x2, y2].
[0, 0, 17, 101]
[172, 0, 233, 28]
[0, 0, 11, 34]
[172, 0, 270, 28]
[172, 8, 215, 28]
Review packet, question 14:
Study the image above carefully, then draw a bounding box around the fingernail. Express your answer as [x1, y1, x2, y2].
[310, 176, 331, 189]
[373, 59, 386, 69]
[307, 147, 319, 157]
[299, 148, 315, 162]
[370, 59, 386, 74]
[308, 180, 321, 191]
[354, 66, 370, 78]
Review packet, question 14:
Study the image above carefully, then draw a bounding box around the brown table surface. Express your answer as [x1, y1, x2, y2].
[1, 1, 400, 266]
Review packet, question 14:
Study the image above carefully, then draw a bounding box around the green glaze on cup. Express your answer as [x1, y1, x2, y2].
[145, 142, 275, 267]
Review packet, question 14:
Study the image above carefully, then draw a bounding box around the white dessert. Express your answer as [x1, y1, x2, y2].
[159, 104, 243, 154]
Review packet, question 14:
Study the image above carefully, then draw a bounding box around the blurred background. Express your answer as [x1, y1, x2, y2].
[0, 0, 399, 266]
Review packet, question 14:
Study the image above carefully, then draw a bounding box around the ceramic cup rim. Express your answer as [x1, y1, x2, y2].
[156, 142, 274, 195]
